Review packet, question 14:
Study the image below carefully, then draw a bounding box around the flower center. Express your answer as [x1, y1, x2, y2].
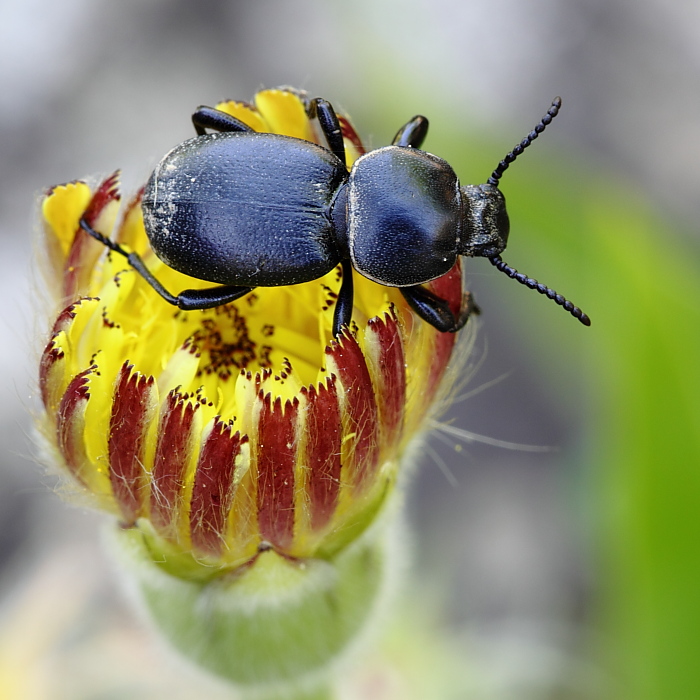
[189, 303, 263, 380]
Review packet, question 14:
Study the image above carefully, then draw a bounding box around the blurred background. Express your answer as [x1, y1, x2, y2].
[1, 0, 699, 698]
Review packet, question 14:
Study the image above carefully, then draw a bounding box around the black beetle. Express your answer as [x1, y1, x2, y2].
[80, 93, 590, 336]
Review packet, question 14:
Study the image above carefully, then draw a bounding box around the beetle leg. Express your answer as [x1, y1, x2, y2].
[332, 260, 355, 336]
[119, 248, 255, 310]
[79, 217, 255, 310]
[191, 106, 254, 136]
[450, 291, 481, 332]
[80, 217, 179, 304]
[126, 251, 255, 310]
[311, 98, 347, 166]
[129, 252, 254, 310]
[392, 116, 429, 149]
[176, 285, 255, 310]
[400, 284, 479, 333]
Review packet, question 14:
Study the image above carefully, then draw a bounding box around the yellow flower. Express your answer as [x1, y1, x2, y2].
[37, 87, 466, 580]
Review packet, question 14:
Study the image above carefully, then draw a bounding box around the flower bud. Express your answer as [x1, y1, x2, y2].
[36, 88, 470, 693]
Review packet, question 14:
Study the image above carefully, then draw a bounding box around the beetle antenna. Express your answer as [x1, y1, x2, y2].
[489, 255, 591, 326]
[487, 97, 562, 187]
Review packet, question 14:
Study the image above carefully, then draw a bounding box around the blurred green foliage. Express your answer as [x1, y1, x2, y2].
[367, 93, 700, 699]
[511, 162, 700, 700]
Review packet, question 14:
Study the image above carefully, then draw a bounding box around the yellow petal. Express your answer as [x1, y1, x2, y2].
[42, 181, 92, 260]
[215, 100, 268, 133]
[254, 89, 313, 141]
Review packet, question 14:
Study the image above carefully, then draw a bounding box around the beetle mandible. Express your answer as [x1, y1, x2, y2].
[80, 93, 590, 336]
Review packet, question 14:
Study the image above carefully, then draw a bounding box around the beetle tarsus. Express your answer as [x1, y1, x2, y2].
[125, 251, 178, 306]
[451, 291, 481, 333]
[79, 217, 126, 255]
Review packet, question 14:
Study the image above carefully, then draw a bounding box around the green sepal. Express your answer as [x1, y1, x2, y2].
[108, 522, 394, 698]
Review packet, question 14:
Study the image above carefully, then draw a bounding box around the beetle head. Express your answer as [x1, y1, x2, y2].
[458, 183, 510, 259]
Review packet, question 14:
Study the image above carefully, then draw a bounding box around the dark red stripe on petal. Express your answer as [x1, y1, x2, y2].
[115, 186, 148, 254]
[41, 299, 100, 419]
[50, 298, 91, 335]
[367, 309, 406, 447]
[150, 390, 198, 537]
[109, 362, 155, 524]
[257, 395, 298, 550]
[190, 419, 244, 557]
[302, 377, 342, 531]
[338, 115, 366, 157]
[425, 262, 462, 398]
[39, 334, 65, 414]
[56, 367, 93, 483]
[82, 171, 121, 225]
[64, 172, 121, 299]
[326, 330, 379, 491]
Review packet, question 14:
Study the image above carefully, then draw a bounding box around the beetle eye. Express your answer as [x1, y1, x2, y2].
[496, 202, 510, 245]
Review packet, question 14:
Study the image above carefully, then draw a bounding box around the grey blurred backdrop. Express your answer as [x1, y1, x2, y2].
[0, 0, 697, 697]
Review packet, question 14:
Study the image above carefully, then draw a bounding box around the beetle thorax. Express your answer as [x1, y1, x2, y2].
[346, 146, 462, 287]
